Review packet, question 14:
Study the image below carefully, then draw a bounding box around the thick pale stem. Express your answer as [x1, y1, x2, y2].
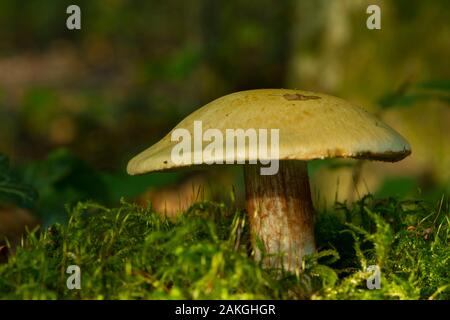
[244, 160, 315, 271]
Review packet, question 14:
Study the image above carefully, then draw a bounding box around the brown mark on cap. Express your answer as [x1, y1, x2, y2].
[283, 93, 321, 101]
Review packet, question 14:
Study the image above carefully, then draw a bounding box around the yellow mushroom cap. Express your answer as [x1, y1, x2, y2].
[127, 89, 411, 175]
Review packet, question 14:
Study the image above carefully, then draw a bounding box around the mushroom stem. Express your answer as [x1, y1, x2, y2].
[244, 160, 315, 271]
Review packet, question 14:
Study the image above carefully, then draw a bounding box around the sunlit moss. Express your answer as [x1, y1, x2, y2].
[0, 196, 448, 300]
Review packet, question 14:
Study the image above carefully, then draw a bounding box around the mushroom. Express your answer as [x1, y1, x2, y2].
[127, 89, 411, 271]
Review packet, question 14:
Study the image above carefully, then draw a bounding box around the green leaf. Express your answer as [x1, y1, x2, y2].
[417, 80, 450, 92]
[378, 80, 450, 109]
[0, 154, 38, 208]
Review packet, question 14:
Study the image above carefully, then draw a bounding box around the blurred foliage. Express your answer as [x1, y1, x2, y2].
[17, 149, 109, 224]
[0, 196, 448, 299]
[378, 80, 450, 109]
[0, 154, 37, 209]
[0, 0, 295, 167]
[5, 149, 183, 225]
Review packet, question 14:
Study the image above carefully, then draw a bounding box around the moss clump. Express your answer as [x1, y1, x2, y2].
[0, 196, 448, 300]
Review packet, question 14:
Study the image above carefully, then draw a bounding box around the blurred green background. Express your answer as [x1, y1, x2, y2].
[0, 0, 448, 229]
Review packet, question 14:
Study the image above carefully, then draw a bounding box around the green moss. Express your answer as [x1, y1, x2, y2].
[0, 196, 448, 300]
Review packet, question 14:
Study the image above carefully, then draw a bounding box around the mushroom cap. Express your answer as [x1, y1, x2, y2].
[127, 89, 411, 175]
